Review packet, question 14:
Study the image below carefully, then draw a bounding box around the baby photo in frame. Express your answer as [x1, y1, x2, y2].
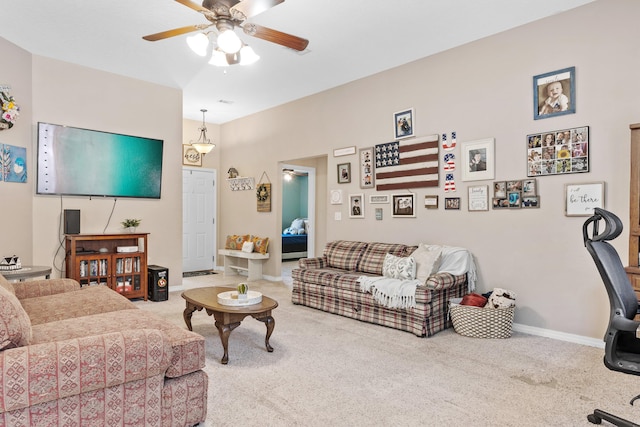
[533, 66, 576, 120]
[337, 162, 351, 184]
[349, 193, 364, 218]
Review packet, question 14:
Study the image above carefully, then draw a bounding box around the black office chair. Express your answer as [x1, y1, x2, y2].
[583, 208, 640, 426]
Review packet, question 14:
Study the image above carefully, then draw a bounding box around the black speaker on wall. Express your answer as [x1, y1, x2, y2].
[64, 209, 80, 234]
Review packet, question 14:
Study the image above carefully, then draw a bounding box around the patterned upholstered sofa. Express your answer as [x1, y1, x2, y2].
[0, 273, 207, 426]
[292, 240, 475, 337]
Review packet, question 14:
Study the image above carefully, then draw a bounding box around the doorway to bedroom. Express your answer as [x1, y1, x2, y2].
[281, 164, 315, 262]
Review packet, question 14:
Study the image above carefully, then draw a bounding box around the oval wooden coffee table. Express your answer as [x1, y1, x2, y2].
[181, 286, 278, 365]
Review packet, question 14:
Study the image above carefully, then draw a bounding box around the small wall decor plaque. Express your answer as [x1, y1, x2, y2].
[565, 182, 604, 217]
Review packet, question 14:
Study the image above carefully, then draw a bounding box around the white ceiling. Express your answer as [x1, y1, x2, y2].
[1, 0, 594, 124]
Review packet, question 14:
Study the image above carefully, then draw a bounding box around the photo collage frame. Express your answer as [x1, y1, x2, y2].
[493, 179, 539, 209]
[527, 126, 589, 177]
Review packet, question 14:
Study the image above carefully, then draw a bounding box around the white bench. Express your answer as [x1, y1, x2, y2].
[218, 249, 269, 281]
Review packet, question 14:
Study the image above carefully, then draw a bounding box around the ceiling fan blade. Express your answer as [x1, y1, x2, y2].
[175, 0, 210, 13]
[142, 25, 206, 41]
[232, 0, 284, 19]
[243, 23, 308, 51]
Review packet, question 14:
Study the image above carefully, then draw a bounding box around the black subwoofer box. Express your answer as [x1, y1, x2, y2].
[148, 265, 169, 302]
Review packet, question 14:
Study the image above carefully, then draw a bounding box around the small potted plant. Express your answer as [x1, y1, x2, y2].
[121, 219, 141, 233]
[237, 283, 249, 300]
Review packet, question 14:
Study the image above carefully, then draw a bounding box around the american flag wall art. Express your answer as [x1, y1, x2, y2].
[374, 134, 439, 191]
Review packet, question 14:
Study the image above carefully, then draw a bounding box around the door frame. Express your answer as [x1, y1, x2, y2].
[182, 167, 217, 272]
[280, 163, 315, 259]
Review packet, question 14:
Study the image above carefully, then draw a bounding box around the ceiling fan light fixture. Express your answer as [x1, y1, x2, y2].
[208, 49, 229, 67]
[190, 109, 216, 155]
[217, 29, 242, 54]
[239, 45, 260, 65]
[186, 33, 209, 57]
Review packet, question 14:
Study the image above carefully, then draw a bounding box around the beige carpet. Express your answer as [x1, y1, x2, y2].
[135, 274, 640, 426]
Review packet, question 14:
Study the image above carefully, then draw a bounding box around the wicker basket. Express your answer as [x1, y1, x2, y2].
[449, 299, 515, 339]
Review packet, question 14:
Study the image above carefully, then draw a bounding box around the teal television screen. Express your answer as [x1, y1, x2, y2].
[37, 122, 163, 199]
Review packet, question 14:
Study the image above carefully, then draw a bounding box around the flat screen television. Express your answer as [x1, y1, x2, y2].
[36, 122, 163, 199]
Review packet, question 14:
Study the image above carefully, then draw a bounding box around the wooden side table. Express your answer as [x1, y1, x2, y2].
[1, 266, 52, 281]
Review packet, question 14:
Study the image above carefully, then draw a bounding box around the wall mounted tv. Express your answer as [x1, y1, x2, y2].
[37, 122, 164, 199]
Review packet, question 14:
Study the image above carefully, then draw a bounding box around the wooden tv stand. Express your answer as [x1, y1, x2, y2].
[65, 233, 148, 300]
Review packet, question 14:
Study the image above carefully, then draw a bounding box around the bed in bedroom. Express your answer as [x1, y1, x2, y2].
[282, 233, 308, 260]
[282, 217, 308, 260]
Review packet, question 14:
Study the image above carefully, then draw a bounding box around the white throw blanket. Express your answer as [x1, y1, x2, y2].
[357, 276, 421, 309]
[436, 246, 477, 292]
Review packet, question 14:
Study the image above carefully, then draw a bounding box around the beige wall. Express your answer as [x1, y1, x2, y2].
[0, 38, 33, 264]
[27, 56, 185, 287]
[218, 0, 639, 338]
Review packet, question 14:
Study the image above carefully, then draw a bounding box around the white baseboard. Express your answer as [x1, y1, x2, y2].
[512, 323, 604, 348]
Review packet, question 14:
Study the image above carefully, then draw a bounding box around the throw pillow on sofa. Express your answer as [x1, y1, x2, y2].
[410, 244, 443, 281]
[0, 283, 32, 350]
[382, 253, 416, 280]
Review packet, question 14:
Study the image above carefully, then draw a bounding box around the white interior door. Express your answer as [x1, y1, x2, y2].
[183, 168, 216, 272]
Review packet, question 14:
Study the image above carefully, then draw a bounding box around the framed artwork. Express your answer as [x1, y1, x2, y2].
[393, 108, 414, 139]
[349, 193, 364, 218]
[359, 147, 375, 189]
[533, 66, 576, 120]
[392, 193, 416, 217]
[493, 181, 506, 198]
[337, 162, 351, 184]
[522, 196, 540, 208]
[527, 126, 589, 177]
[522, 179, 537, 196]
[424, 195, 438, 209]
[182, 145, 202, 167]
[508, 191, 521, 208]
[369, 194, 389, 204]
[375, 208, 383, 220]
[468, 185, 489, 211]
[492, 198, 509, 209]
[333, 146, 356, 157]
[461, 138, 495, 182]
[565, 182, 605, 217]
[1, 144, 27, 183]
[444, 197, 460, 210]
[330, 189, 343, 205]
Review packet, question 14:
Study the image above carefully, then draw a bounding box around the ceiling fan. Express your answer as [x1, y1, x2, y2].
[142, 0, 309, 65]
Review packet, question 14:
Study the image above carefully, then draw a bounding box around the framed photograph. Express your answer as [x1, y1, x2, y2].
[375, 208, 383, 220]
[393, 108, 414, 139]
[182, 145, 202, 167]
[522, 179, 537, 196]
[527, 126, 589, 177]
[333, 146, 356, 157]
[522, 196, 540, 208]
[461, 138, 495, 182]
[508, 191, 521, 208]
[468, 185, 489, 211]
[392, 193, 416, 217]
[492, 198, 509, 209]
[369, 194, 390, 204]
[565, 182, 605, 217]
[444, 197, 460, 210]
[359, 147, 375, 189]
[533, 66, 576, 120]
[337, 162, 351, 184]
[349, 194, 364, 218]
[506, 180, 522, 192]
[493, 181, 506, 198]
[424, 195, 438, 209]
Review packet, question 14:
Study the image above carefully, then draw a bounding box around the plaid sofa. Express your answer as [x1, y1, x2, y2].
[0, 274, 207, 426]
[292, 240, 469, 337]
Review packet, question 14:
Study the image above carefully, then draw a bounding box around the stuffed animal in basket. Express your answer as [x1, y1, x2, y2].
[486, 287, 516, 309]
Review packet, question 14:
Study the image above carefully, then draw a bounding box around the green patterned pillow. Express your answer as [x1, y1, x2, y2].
[382, 253, 416, 280]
